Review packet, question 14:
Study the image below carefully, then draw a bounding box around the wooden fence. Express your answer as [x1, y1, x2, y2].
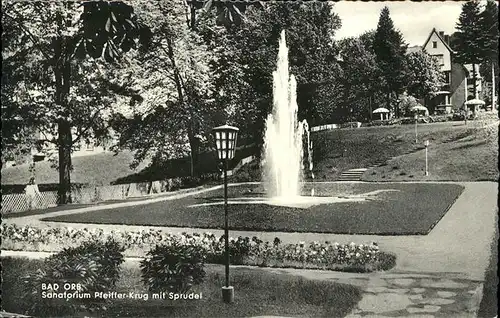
[1, 191, 58, 214]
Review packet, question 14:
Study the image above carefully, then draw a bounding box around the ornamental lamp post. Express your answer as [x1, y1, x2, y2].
[424, 140, 429, 176]
[212, 124, 239, 304]
[414, 112, 418, 143]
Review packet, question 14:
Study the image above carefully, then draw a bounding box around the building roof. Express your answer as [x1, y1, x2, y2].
[422, 28, 456, 54]
[407, 45, 422, 54]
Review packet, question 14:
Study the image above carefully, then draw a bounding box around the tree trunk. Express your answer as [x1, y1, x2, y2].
[55, 61, 73, 204]
[57, 119, 72, 204]
[165, 37, 200, 177]
[187, 123, 200, 177]
[386, 89, 391, 116]
[190, 5, 196, 30]
[492, 62, 496, 111]
[54, 26, 72, 204]
[472, 63, 478, 99]
[369, 95, 372, 121]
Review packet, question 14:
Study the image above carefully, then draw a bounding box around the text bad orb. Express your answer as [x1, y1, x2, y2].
[41, 283, 83, 291]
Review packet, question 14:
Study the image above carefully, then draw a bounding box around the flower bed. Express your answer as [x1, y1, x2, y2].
[1, 223, 395, 272]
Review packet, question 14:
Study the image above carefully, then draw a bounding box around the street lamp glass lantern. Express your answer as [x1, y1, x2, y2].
[213, 125, 239, 161]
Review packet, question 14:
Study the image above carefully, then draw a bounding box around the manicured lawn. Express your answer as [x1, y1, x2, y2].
[363, 122, 498, 181]
[2, 257, 362, 318]
[43, 183, 464, 235]
[311, 120, 498, 181]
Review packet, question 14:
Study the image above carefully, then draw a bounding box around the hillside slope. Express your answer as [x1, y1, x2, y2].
[1, 151, 149, 186]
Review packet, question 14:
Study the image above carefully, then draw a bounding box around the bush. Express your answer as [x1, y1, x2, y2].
[141, 242, 206, 293]
[21, 238, 125, 316]
[60, 238, 125, 288]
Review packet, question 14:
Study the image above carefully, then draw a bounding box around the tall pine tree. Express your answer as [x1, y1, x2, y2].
[454, 1, 485, 99]
[373, 6, 408, 117]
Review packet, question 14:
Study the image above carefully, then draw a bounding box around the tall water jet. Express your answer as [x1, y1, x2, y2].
[262, 30, 305, 198]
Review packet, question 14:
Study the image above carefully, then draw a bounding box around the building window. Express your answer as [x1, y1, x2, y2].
[444, 71, 450, 84]
[434, 54, 444, 66]
[432, 41, 437, 48]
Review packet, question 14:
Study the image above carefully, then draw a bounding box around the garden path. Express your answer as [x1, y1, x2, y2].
[3, 181, 496, 317]
[4, 181, 495, 281]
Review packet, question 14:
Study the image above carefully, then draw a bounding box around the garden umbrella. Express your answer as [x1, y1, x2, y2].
[411, 105, 429, 116]
[464, 98, 484, 116]
[465, 99, 485, 105]
[373, 108, 389, 120]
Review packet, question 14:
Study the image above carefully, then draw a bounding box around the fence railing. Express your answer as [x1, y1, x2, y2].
[1, 178, 192, 215]
[1, 191, 59, 213]
[311, 124, 338, 132]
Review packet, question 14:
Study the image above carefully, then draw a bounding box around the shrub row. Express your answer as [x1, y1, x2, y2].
[1, 224, 395, 272]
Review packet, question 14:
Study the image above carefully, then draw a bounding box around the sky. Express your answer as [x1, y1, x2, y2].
[333, 1, 467, 46]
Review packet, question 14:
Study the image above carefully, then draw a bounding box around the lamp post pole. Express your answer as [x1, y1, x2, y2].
[223, 158, 229, 289]
[424, 140, 429, 176]
[414, 114, 418, 143]
[213, 124, 238, 304]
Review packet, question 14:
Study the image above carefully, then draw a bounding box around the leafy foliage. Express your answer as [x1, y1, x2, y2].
[141, 242, 206, 293]
[1, 0, 150, 203]
[198, 2, 343, 146]
[21, 238, 125, 316]
[399, 93, 423, 117]
[338, 36, 383, 122]
[478, 0, 499, 99]
[405, 51, 444, 99]
[454, 1, 486, 66]
[108, 1, 221, 173]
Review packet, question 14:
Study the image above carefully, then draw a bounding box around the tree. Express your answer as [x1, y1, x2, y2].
[479, 0, 499, 108]
[109, 1, 219, 175]
[373, 6, 408, 117]
[338, 36, 381, 122]
[405, 51, 443, 100]
[453, 1, 485, 99]
[199, 2, 343, 147]
[2, 1, 150, 204]
[108, 1, 262, 176]
[187, 0, 264, 30]
[399, 92, 422, 117]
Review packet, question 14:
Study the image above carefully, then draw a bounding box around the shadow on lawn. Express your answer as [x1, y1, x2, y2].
[1, 257, 362, 318]
[111, 145, 259, 185]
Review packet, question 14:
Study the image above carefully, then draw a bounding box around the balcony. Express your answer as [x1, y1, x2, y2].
[439, 84, 450, 91]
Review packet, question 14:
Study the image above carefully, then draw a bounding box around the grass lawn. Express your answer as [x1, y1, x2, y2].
[1, 151, 149, 187]
[310, 121, 498, 181]
[363, 122, 498, 182]
[2, 257, 362, 318]
[43, 183, 464, 235]
[477, 213, 498, 318]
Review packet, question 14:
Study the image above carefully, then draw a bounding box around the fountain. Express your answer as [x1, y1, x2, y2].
[188, 30, 398, 210]
[262, 30, 309, 199]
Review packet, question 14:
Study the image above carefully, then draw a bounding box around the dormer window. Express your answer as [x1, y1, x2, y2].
[432, 41, 437, 48]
